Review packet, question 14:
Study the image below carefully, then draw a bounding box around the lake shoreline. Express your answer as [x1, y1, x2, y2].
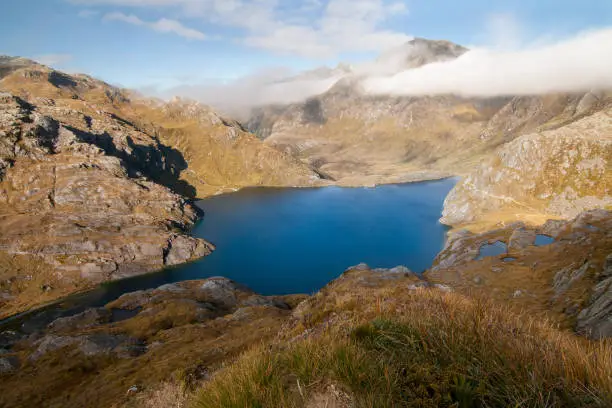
[1, 179, 456, 329]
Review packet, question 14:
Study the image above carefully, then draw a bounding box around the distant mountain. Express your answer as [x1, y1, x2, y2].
[247, 38, 612, 197]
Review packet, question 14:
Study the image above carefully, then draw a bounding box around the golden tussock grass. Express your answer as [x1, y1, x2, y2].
[192, 288, 612, 408]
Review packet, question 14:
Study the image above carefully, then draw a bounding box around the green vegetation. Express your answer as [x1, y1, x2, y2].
[193, 290, 612, 408]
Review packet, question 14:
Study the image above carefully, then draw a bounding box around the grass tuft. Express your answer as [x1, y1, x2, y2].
[192, 290, 612, 408]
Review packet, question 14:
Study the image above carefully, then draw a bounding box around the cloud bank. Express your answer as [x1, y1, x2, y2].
[156, 27, 612, 120]
[160, 68, 345, 120]
[362, 28, 612, 97]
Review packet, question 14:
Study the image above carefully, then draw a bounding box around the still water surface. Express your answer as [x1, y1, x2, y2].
[2, 179, 456, 329]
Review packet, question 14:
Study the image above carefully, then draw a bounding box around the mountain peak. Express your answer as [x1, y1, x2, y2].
[378, 37, 468, 69]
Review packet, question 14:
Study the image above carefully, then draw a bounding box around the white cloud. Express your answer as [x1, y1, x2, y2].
[154, 26, 612, 121]
[103, 11, 206, 40]
[70, 0, 410, 57]
[362, 28, 612, 97]
[156, 67, 344, 120]
[34, 54, 74, 66]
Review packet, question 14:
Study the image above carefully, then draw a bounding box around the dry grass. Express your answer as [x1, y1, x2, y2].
[192, 289, 612, 408]
[0, 252, 90, 319]
[132, 381, 190, 408]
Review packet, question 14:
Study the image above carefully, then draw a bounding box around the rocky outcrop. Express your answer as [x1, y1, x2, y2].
[29, 333, 143, 361]
[576, 254, 612, 339]
[441, 108, 612, 226]
[427, 210, 612, 339]
[0, 60, 221, 315]
[0, 277, 299, 407]
[0, 92, 212, 283]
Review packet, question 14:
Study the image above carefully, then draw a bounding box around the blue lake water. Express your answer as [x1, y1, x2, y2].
[535, 234, 555, 246]
[476, 241, 508, 260]
[1, 179, 456, 329]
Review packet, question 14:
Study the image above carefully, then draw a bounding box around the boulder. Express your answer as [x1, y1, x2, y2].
[47, 308, 111, 332]
[200, 277, 241, 307]
[165, 235, 213, 266]
[387, 266, 412, 274]
[240, 295, 290, 310]
[576, 256, 612, 339]
[0, 356, 19, 374]
[508, 228, 536, 250]
[552, 263, 590, 300]
[345, 263, 369, 272]
[108, 290, 152, 310]
[156, 283, 187, 294]
[30, 333, 140, 360]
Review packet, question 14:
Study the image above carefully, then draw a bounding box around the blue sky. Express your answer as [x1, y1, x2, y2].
[1, 0, 611, 90]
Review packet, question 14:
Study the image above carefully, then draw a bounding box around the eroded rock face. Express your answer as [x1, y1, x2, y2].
[576, 254, 612, 339]
[441, 110, 612, 226]
[0, 63, 216, 314]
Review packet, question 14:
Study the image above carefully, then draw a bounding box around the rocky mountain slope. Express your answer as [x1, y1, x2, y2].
[0, 57, 322, 317]
[441, 107, 612, 228]
[429, 209, 612, 339]
[248, 39, 612, 186]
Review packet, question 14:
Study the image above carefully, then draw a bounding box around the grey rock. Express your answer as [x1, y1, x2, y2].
[230, 307, 254, 321]
[576, 258, 612, 339]
[165, 235, 213, 266]
[540, 219, 567, 237]
[29, 335, 75, 360]
[345, 263, 369, 272]
[603, 254, 612, 279]
[0, 291, 13, 302]
[0, 356, 19, 374]
[576, 277, 612, 339]
[156, 283, 187, 293]
[76, 334, 130, 357]
[30, 333, 137, 360]
[200, 277, 241, 306]
[387, 265, 412, 274]
[433, 284, 453, 292]
[48, 308, 111, 332]
[240, 295, 290, 310]
[553, 263, 590, 299]
[508, 228, 536, 250]
[110, 290, 152, 310]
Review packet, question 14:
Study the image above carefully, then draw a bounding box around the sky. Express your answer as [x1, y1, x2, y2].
[1, 0, 611, 93]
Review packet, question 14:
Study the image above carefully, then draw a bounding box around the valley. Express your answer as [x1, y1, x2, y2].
[0, 35, 611, 408]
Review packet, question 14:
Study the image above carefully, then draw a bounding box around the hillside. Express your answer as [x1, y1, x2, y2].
[248, 39, 612, 186]
[441, 107, 612, 229]
[1, 252, 610, 407]
[0, 37, 611, 408]
[0, 57, 323, 197]
[0, 57, 323, 316]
